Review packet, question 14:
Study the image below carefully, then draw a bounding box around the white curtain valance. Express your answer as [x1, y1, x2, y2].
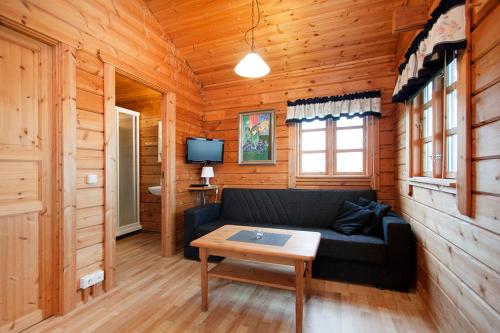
[286, 91, 381, 124]
[393, 0, 466, 103]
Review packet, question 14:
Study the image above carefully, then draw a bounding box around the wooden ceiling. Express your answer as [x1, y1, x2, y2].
[145, 0, 407, 86]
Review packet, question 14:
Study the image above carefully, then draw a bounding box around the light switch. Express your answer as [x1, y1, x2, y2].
[86, 174, 98, 184]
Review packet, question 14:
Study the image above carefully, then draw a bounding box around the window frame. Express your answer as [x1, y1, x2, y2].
[407, 52, 466, 195]
[298, 120, 328, 175]
[444, 58, 458, 179]
[297, 117, 367, 177]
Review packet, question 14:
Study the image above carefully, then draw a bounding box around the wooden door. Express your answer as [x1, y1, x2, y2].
[0, 26, 55, 332]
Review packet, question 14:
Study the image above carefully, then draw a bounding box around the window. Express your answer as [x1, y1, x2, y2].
[411, 55, 458, 182]
[422, 82, 433, 176]
[299, 117, 366, 175]
[445, 58, 458, 178]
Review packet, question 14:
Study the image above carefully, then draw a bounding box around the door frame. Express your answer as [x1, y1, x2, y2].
[101, 61, 177, 290]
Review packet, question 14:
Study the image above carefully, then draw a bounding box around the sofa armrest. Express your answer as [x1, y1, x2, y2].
[382, 213, 415, 291]
[183, 204, 220, 258]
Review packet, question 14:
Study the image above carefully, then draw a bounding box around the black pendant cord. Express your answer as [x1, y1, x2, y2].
[244, 0, 261, 51]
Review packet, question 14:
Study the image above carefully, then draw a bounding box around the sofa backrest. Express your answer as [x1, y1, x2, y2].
[220, 188, 377, 228]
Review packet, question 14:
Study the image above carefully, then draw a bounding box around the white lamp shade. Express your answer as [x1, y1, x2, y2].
[201, 166, 214, 178]
[234, 52, 270, 78]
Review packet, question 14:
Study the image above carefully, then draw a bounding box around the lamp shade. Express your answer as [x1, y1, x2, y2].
[234, 52, 270, 78]
[201, 166, 214, 178]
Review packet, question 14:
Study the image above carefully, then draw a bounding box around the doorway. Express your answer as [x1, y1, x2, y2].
[114, 73, 164, 260]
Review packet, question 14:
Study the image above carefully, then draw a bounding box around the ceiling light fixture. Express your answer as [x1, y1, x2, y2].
[234, 0, 270, 78]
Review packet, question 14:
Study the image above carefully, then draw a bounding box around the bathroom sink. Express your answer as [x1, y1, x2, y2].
[148, 186, 161, 196]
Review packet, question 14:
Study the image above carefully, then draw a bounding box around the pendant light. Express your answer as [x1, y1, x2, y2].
[234, 0, 270, 78]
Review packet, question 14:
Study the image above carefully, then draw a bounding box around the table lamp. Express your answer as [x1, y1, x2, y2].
[201, 166, 214, 186]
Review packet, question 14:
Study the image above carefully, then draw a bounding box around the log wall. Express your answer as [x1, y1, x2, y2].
[0, 0, 203, 302]
[202, 58, 397, 206]
[394, 2, 500, 331]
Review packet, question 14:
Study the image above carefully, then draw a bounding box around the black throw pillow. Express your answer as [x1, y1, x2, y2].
[331, 201, 374, 236]
[357, 197, 391, 235]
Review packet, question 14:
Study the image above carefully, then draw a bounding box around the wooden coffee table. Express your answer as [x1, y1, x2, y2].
[190, 224, 321, 333]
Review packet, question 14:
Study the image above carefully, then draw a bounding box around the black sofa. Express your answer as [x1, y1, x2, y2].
[184, 188, 414, 291]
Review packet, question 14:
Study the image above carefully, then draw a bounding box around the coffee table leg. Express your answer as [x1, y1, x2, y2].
[305, 260, 312, 299]
[200, 248, 208, 311]
[295, 260, 304, 333]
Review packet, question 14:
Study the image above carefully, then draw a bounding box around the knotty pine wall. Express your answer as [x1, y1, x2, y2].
[202, 58, 397, 206]
[0, 0, 203, 301]
[394, 2, 500, 332]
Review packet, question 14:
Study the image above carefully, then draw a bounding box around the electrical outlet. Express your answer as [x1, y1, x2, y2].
[86, 174, 98, 184]
[80, 270, 104, 289]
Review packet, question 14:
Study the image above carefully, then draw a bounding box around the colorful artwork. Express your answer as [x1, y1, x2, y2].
[238, 110, 275, 164]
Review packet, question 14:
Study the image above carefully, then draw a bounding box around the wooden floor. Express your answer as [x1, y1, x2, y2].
[27, 232, 437, 333]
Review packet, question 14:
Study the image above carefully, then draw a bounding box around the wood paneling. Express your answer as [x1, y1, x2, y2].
[146, 0, 406, 85]
[394, 3, 500, 332]
[202, 58, 396, 207]
[103, 63, 116, 291]
[75, 51, 106, 301]
[0, 0, 203, 305]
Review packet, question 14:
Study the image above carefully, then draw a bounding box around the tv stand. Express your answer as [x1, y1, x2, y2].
[187, 185, 218, 205]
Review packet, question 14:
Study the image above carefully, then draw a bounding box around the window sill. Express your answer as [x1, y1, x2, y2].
[408, 177, 456, 194]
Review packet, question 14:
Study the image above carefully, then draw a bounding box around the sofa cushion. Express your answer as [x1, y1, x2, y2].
[220, 188, 376, 229]
[331, 201, 374, 235]
[357, 197, 391, 236]
[317, 229, 387, 265]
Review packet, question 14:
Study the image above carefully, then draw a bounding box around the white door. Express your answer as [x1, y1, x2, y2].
[116, 107, 141, 236]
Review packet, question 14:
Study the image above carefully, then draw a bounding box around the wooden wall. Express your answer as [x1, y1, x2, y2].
[202, 57, 397, 206]
[0, 0, 203, 304]
[394, 2, 500, 332]
[74, 50, 106, 300]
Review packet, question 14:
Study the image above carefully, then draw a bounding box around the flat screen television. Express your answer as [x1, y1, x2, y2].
[186, 137, 224, 164]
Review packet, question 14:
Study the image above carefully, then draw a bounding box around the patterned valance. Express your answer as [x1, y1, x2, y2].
[286, 90, 381, 123]
[392, 0, 466, 103]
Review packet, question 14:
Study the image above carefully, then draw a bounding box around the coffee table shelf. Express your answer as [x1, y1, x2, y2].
[208, 258, 296, 291]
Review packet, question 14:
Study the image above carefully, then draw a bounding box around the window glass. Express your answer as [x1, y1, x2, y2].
[447, 135, 457, 173]
[336, 128, 364, 150]
[337, 117, 363, 127]
[446, 90, 457, 129]
[447, 58, 457, 85]
[301, 119, 326, 130]
[301, 131, 326, 151]
[423, 107, 433, 138]
[301, 153, 326, 173]
[423, 142, 433, 174]
[423, 82, 433, 103]
[336, 152, 363, 173]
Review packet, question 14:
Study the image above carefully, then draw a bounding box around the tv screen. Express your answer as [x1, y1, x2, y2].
[186, 138, 224, 164]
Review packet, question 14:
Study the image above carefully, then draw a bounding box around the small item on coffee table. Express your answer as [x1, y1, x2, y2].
[254, 228, 264, 239]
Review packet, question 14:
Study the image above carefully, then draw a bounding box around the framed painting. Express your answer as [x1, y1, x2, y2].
[238, 109, 276, 165]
